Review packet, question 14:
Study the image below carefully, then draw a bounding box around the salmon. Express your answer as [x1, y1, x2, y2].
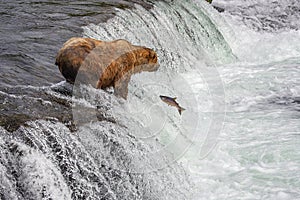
[159, 95, 186, 115]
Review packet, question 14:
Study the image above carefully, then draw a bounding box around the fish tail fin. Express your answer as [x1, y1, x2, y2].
[178, 107, 186, 115]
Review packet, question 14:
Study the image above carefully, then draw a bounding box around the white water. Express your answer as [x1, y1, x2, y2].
[83, 0, 300, 199]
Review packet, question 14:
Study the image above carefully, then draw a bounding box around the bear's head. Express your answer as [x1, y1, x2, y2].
[134, 47, 159, 72]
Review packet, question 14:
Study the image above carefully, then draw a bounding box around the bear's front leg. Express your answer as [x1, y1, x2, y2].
[113, 72, 131, 99]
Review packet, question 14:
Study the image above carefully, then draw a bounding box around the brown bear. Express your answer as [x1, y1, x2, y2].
[55, 37, 158, 99]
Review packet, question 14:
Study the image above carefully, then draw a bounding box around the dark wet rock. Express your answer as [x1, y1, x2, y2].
[293, 97, 300, 104]
[0, 84, 79, 128]
[0, 81, 123, 132]
[0, 84, 74, 132]
[213, 5, 225, 13]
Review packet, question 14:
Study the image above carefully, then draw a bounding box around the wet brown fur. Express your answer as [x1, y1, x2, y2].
[55, 37, 158, 99]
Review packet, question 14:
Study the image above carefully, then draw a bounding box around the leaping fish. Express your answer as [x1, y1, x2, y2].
[159, 95, 186, 115]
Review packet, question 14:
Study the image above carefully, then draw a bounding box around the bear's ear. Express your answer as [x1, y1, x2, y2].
[151, 51, 157, 59]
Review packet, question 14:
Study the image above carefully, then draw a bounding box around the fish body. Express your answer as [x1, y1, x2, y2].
[159, 95, 186, 115]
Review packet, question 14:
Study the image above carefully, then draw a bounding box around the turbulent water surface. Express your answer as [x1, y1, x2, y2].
[0, 0, 300, 199]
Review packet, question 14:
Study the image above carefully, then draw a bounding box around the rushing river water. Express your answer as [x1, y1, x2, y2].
[0, 0, 300, 199]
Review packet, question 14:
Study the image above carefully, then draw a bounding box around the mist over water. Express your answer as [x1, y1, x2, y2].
[0, 0, 300, 199]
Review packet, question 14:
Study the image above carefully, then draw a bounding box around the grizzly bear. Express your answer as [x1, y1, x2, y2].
[55, 37, 158, 99]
